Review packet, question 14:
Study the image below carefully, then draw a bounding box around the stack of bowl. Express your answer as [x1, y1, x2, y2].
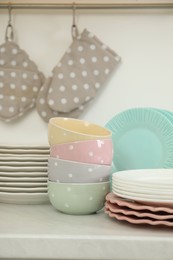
[47, 117, 113, 215]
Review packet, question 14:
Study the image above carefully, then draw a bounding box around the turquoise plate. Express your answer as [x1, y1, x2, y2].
[105, 108, 173, 171]
[153, 108, 173, 124]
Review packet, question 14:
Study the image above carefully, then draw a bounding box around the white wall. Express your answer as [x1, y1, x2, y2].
[0, 7, 173, 145]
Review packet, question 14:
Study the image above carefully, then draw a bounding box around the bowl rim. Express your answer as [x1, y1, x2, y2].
[48, 156, 112, 168]
[48, 180, 110, 186]
[49, 117, 112, 137]
[50, 138, 112, 149]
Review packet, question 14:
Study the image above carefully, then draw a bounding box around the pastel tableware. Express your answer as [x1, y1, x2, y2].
[105, 208, 173, 227]
[50, 138, 113, 165]
[105, 108, 173, 170]
[111, 169, 173, 207]
[48, 117, 112, 145]
[0, 192, 49, 204]
[0, 144, 49, 205]
[0, 186, 48, 193]
[106, 192, 173, 214]
[48, 181, 110, 215]
[105, 193, 173, 226]
[105, 201, 173, 220]
[48, 157, 111, 183]
[112, 188, 173, 207]
[112, 185, 173, 200]
[113, 181, 173, 195]
[112, 169, 173, 185]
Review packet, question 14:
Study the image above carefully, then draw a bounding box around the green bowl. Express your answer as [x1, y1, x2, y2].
[48, 181, 110, 215]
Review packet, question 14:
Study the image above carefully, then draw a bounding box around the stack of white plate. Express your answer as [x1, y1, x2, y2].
[0, 145, 49, 204]
[104, 169, 173, 226]
[112, 169, 173, 207]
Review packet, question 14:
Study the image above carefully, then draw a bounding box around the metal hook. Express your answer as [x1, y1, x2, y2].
[8, 3, 12, 26]
[5, 2, 14, 41]
[72, 2, 76, 27]
[71, 2, 79, 39]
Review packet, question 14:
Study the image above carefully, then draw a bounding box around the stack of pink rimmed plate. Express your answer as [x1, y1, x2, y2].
[0, 144, 49, 204]
[105, 169, 173, 226]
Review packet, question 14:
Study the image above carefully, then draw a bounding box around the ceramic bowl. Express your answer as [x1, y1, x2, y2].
[48, 157, 111, 183]
[48, 117, 112, 145]
[48, 181, 110, 215]
[50, 138, 113, 165]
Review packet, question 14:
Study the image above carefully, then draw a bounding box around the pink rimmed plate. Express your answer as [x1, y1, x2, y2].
[106, 193, 173, 213]
[105, 201, 173, 220]
[105, 209, 173, 226]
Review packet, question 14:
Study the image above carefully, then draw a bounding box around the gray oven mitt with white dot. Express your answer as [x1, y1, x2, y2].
[46, 28, 121, 114]
[36, 76, 92, 123]
[0, 40, 44, 122]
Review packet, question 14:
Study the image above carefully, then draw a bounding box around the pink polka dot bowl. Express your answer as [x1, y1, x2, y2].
[48, 180, 110, 215]
[48, 117, 112, 146]
[48, 157, 111, 183]
[50, 138, 113, 165]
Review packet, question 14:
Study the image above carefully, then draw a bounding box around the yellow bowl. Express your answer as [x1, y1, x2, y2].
[48, 117, 112, 145]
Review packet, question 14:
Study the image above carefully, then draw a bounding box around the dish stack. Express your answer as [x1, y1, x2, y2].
[0, 145, 49, 204]
[47, 117, 113, 215]
[105, 169, 173, 227]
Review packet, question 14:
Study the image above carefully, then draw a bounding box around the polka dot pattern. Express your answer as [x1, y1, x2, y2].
[0, 41, 45, 122]
[36, 77, 90, 123]
[50, 138, 113, 166]
[46, 28, 120, 116]
[48, 181, 110, 215]
[48, 157, 111, 184]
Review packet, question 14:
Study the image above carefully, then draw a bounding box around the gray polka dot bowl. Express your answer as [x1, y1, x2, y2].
[50, 138, 113, 165]
[48, 180, 110, 215]
[48, 117, 112, 146]
[48, 157, 111, 183]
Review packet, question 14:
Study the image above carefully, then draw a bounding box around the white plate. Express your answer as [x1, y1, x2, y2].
[0, 176, 48, 182]
[0, 145, 49, 149]
[113, 179, 173, 192]
[0, 181, 47, 187]
[112, 169, 173, 185]
[112, 178, 173, 189]
[0, 150, 50, 155]
[0, 186, 48, 192]
[0, 161, 47, 166]
[0, 172, 48, 177]
[0, 144, 49, 149]
[112, 189, 173, 207]
[0, 166, 47, 172]
[0, 154, 49, 162]
[0, 192, 49, 204]
[112, 185, 173, 199]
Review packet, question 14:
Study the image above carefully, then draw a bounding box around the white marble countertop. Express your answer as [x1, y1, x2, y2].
[0, 202, 173, 260]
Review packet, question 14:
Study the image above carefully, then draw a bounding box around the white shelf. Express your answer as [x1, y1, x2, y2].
[0, 202, 173, 260]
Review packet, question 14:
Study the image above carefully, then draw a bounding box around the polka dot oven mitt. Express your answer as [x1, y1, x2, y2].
[0, 40, 45, 122]
[41, 29, 120, 119]
[36, 76, 92, 122]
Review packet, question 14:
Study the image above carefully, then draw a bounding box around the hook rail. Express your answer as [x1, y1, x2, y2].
[0, 1, 173, 10]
